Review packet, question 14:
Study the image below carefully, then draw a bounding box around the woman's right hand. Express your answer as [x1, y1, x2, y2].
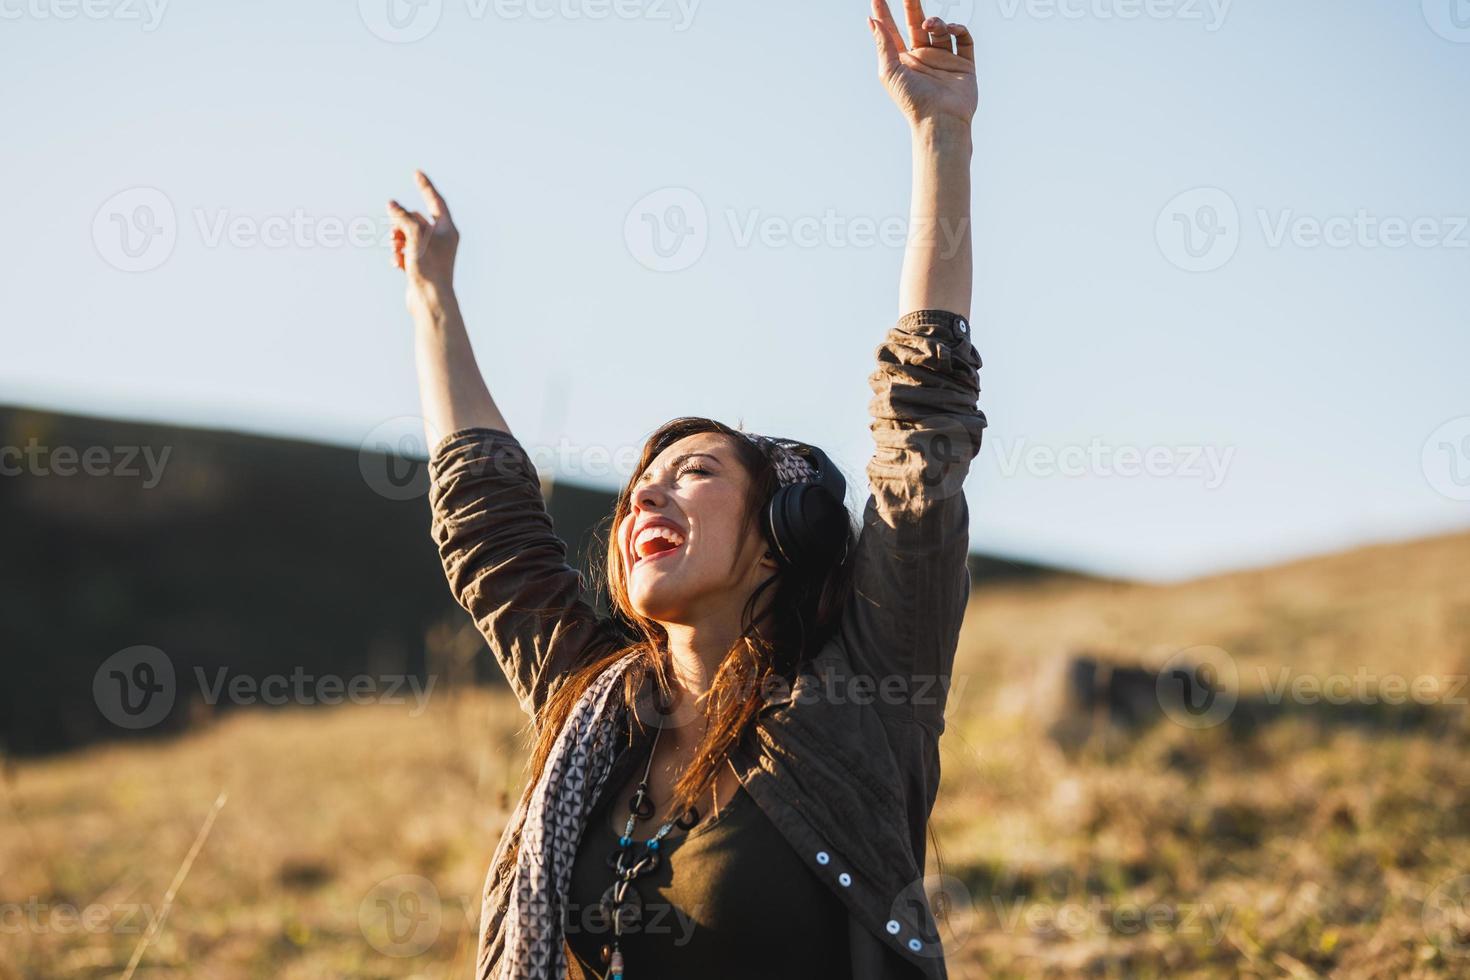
[387, 171, 459, 314]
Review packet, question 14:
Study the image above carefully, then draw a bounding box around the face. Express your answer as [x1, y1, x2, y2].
[618, 432, 778, 625]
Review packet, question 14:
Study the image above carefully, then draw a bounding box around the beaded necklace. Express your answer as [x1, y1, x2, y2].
[595, 713, 700, 980]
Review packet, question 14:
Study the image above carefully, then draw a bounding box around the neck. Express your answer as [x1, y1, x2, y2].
[661, 620, 741, 703]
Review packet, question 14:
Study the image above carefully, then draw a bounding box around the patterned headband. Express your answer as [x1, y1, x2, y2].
[737, 431, 819, 487]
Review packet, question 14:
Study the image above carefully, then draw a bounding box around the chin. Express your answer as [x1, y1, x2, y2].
[628, 575, 693, 624]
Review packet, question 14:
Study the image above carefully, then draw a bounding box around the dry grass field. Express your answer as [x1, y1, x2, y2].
[4, 531, 1469, 979]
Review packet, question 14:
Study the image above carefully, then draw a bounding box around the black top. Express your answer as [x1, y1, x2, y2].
[564, 738, 852, 980]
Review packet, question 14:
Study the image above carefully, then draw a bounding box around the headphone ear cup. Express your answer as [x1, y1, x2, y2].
[769, 483, 848, 570]
[761, 442, 849, 569]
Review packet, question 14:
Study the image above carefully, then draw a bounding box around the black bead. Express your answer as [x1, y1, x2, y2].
[631, 784, 655, 819]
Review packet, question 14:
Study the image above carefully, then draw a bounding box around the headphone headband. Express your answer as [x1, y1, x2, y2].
[739, 432, 849, 570]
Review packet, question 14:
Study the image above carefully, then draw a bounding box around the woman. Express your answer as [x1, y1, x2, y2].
[386, 2, 985, 977]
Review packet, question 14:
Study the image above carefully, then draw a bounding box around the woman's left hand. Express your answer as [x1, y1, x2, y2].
[869, 0, 978, 130]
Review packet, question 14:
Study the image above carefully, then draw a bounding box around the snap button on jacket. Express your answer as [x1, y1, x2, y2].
[427, 310, 987, 980]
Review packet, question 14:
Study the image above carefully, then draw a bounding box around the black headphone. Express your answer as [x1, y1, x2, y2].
[761, 441, 850, 571]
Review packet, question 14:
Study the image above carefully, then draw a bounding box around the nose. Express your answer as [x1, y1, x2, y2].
[632, 476, 669, 513]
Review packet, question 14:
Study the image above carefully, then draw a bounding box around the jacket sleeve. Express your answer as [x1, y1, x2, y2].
[837, 309, 987, 738]
[427, 427, 614, 725]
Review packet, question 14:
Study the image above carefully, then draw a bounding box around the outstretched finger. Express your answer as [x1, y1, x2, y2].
[387, 199, 428, 235]
[868, 16, 901, 76]
[414, 170, 450, 222]
[389, 199, 438, 267]
[871, 0, 907, 52]
[902, 0, 931, 47]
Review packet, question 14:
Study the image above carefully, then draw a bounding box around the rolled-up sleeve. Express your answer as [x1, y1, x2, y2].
[428, 427, 613, 725]
[838, 310, 987, 737]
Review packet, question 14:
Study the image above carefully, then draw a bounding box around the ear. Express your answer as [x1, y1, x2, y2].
[760, 547, 781, 571]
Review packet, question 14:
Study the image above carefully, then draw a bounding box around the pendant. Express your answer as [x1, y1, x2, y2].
[598, 882, 643, 932]
[630, 783, 655, 820]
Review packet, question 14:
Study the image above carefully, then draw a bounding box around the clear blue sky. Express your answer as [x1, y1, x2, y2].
[4, 0, 1468, 581]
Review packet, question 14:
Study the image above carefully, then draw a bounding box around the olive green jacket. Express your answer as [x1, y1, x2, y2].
[427, 309, 987, 980]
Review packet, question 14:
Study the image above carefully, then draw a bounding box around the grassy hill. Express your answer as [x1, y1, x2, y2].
[2, 531, 1467, 977]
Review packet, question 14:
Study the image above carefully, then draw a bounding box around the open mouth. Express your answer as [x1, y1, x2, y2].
[632, 525, 686, 567]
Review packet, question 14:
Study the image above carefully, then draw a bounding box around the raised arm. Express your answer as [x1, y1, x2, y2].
[839, 2, 985, 737]
[387, 175, 611, 725]
[387, 172, 510, 442]
[870, 0, 975, 319]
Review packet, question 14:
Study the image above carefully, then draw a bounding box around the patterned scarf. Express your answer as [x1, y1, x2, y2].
[495, 431, 820, 979]
[499, 649, 641, 979]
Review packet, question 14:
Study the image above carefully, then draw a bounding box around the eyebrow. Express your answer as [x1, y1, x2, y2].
[634, 451, 722, 485]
